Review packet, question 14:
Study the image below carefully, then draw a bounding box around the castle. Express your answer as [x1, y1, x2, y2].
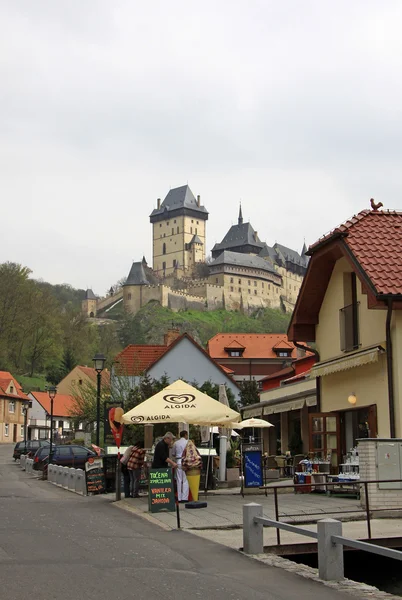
[83, 185, 308, 318]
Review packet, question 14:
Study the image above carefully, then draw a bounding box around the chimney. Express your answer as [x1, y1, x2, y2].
[164, 328, 181, 346]
[157, 198, 161, 209]
[197, 195, 201, 207]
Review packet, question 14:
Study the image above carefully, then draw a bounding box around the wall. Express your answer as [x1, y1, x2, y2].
[0, 398, 25, 443]
[148, 336, 240, 401]
[316, 257, 387, 362]
[358, 438, 402, 510]
[391, 310, 402, 438]
[57, 366, 93, 396]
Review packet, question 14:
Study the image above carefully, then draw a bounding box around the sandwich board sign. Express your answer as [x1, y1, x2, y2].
[148, 467, 175, 513]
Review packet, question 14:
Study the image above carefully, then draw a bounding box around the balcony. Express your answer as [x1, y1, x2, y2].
[339, 302, 360, 352]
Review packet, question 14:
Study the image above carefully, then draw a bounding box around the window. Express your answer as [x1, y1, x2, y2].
[230, 277, 234, 283]
[162, 261, 166, 271]
[340, 273, 359, 352]
[276, 288, 278, 293]
[10, 385, 14, 394]
[238, 287, 241, 292]
[174, 220, 176, 223]
[229, 351, 241, 357]
[172, 228, 174, 235]
[238, 279, 241, 284]
[230, 286, 234, 292]
[163, 243, 166, 255]
[78, 422, 83, 430]
[216, 278, 218, 283]
[248, 289, 251, 294]
[55, 447, 71, 457]
[173, 259, 177, 268]
[9, 401, 15, 413]
[254, 290, 257, 295]
[248, 280, 251, 285]
[190, 227, 193, 234]
[262, 282, 264, 288]
[58, 420, 63, 428]
[196, 220, 199, 224]
[163, 233, 166, 237]
[4, 424, 9, 437]
[191, 219, 194, 223]
[177, 226, 179, 234]
[167, 221, 169, 225]
[159, 224, 162, 228]
[268, 284, 271, 290]
[20, 425, 24, 438]
[278, 351, 291, 357]
[127, 293, 132, 300]
[72, 446, 89, 457]
[254, 281, 257, 286]
[195, 228, 197, 234]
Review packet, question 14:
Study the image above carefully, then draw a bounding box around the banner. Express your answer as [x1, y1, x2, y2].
[104, 401, 124, 446]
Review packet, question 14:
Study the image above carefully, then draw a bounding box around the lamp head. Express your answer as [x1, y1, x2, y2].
[47, 386, 57, 400]
[93, 353, 106, 373]
[348, 394, 357, 406]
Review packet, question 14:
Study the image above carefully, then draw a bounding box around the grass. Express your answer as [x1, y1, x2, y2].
[16, 374, 48, 393]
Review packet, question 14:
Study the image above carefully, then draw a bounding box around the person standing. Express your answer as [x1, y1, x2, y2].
[120, 444, 133, 498]
[152, 432, 177, 469]
[172, 430, 189, 502]
[127, 441, 145, 498]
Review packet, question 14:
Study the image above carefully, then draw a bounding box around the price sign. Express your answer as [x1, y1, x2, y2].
[85, 457, 106, 494]
[148, 468, 175, 513]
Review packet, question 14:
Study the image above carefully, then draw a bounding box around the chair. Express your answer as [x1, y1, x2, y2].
[275, 456, 286, 477]
[265, 455, 278, 470]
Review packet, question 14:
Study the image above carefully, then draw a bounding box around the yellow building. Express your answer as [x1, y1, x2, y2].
[0, 372, 29, 443]
[288, 205, 402, 468]
[150, 185, 208, 277]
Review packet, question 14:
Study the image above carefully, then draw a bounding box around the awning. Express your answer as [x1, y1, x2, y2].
[262, 398, 309, 415]
[310, 346, 384, 378]
[306, 396, 317, 407]
[243, 407, 263, 418]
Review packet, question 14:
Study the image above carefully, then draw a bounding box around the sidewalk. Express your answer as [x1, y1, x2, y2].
[116, 488, 365, 531]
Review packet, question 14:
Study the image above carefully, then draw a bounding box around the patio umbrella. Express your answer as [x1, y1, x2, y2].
[122, 379, 241, 425]
[233, 418, 274, 429]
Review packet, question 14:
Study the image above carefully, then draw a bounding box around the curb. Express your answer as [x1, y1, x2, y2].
[112, 499, 173, 531]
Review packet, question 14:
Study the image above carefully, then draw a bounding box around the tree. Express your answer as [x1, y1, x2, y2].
[239, 379, 260, 407]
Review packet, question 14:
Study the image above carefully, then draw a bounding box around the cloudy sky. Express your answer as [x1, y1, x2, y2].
[2, 1, 402, 294]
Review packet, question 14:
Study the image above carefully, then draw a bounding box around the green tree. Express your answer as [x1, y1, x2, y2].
[239, 379, 260, 407]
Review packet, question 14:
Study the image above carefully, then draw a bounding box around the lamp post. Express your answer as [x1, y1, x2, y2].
[47, 386, 57, 464]
[21, 401, 32, 441]
[93, 353, 106, 446]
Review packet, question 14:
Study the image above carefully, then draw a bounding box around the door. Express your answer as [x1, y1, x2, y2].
[309, 413, 341, 471]
[13, 424, 17, 442]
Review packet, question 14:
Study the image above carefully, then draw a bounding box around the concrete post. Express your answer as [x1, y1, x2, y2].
[219, 435, 227, 482]
[243, 503, 263, 555]
[317, 519, 344, 581]
[280, 412, 289, 455]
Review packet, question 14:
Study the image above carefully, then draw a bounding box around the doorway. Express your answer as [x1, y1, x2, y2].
[13, 424, 17, 442]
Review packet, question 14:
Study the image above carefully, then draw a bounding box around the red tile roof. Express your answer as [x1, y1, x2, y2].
[114, 345, 169, 375]
[77, 366, 110, 386]
[0, 371, 29, 401]
[208, 334, 305, 360]
[310, 209, 402, 295]
[30, 391, 76, 417]
[219, 364, 235, 374]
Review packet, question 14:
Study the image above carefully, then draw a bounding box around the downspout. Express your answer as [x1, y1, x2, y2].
[294, 340, 321, 412]
[386, 298, 396, 438]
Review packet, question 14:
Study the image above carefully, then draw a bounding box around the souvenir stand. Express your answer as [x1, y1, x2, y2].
[326, 446, 360, 497]
[294, 456, 331, 493]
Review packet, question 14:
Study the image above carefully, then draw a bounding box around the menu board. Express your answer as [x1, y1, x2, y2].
[85, 457, 106, 494]
[244, 450, 263, 488]
[148, 468, 176, 513]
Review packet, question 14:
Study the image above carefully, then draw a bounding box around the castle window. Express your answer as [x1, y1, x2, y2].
[248, 289, 251, 294]
[276, 288, 278, 293]
[172, 228, 174, 235]
[268, 284, 271, 290]
[163, 261, 166, 271]
[127, 293, 132, 300]
[160, 224, 162, 227]
[190, 227, 193, 234]
[195, 228, 197, 234]
[238, 279, 241, 284]
[164, 233, 166, 237]
[216, 278, 218, 283]
[196, 221, 199, 224]
[254, 281, 257, 286]
[238, 287, 241, 292]
[230, 277, 234, 283]
[248, 280, 251, 285]
[177, 226, 179, 234]
[173, 259, 177, 268]
[191, 219, 194, 223]
[163, 243, 166, 255]
[79, 379, 83, 385]
[230, 286, 234, 292]
[254, 290, 257, 295]
[167, 221, 169, 225]
[262, 282, 264, 288]
[174, 220, 176, 223]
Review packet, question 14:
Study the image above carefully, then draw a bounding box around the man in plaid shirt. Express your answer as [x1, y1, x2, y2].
[127, 441, 146, 498]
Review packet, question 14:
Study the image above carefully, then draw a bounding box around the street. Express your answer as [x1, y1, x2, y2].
[0, 445, 352, 600]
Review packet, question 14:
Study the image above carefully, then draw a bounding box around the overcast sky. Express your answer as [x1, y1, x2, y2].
[2, 1, 402, 294]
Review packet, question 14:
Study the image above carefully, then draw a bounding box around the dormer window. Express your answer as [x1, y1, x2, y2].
[228, 350, 241, 357]
[10, 385, 14, 394]
[277, 351, 291, 357]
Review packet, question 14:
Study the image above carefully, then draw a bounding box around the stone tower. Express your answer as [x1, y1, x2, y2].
[149, 185, 208, 277]
[82, 289, 97, 317]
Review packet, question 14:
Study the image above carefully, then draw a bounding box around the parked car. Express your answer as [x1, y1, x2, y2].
[45, 445, 97, 470]
[13, 440, 50, 460]
[32, 446, 50, 471]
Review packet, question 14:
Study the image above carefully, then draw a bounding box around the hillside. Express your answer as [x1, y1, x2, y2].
[119, 301, 291, 346]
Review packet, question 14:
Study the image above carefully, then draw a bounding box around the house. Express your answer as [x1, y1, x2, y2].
[28, 391, 79, 441]
[288, 204, 402, 468]
[112, 330, 240, 402]
[261, 353, 317, 391]
[0, 371, 29, 443]
[207, 333, 312, 382]
[56, 365, 110, 396]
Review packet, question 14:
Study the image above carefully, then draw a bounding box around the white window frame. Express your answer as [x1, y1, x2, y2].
[9, 401, 15, 414]
[20, 425, 24, 438]
[4, 424, 9, 437]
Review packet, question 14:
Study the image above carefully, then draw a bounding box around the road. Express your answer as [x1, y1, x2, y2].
[0, 444, 351, 600]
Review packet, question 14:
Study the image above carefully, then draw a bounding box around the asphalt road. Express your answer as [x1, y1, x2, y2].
[0, 445, 352, 600]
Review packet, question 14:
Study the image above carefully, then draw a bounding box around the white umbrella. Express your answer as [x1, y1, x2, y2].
[122, 379, 241, 425]
[233, 417, 274, 429]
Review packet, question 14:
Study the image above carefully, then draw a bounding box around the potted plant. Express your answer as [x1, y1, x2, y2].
[226, 439, 240, 483]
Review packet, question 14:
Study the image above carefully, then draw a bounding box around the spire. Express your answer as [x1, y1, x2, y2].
[301, 240, 308, 255]
[238, 202, 243, 225]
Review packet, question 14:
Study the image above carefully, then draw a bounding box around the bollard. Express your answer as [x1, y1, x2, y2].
[47, 464, 53, 483]
[20, 455, 26, 470]
[68, 468, 77, 491]
[317, 519, 344, 581]
[243, 503, 264, 555]
[75, 469, 87, 496]
[56, 466, 63, 486]
[62, 467, 69, 488]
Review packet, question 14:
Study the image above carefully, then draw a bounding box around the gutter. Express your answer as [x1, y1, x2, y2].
[385, 298, 396, 438]
[293, 341, 321, 412]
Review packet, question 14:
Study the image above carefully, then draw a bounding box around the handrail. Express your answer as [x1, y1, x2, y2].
[259, 478, 402, 490]
[254, 515, 318, 539]
[332, 535, 402, 561]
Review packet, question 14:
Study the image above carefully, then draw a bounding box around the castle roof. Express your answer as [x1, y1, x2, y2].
[274, 243, 309, 268]
[85, 289, 97, 300]
[209, 250, 278, 275]
[189, 234, 203, 245]
[124, 262, 150, 286]
[150, 185, 208, 220]
[211, 221, 265, 255]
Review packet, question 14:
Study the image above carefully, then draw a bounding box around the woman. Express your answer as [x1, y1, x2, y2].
[127, 440, 145, 498]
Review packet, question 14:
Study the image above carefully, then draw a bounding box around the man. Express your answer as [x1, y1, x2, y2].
[152, 432, 177, 470]
[172, 430, 189, 502]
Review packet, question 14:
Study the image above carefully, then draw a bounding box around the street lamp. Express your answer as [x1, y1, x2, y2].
[21, 401, 32, 441]
[93, 353, 106, 446]
[47, 386, 57, 463]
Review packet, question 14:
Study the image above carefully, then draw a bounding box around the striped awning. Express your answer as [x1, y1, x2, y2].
[263, 398, 309, 415]
[310, 346, 384, 378]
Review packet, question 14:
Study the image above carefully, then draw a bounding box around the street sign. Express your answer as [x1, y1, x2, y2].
[85, 457, 106, 494]
[148, 468, 175, 513]
[244, 450, 263, 488]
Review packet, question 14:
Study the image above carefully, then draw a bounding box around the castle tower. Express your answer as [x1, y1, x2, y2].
[82, 289, 97, 317]
[149, 185, 208, 277]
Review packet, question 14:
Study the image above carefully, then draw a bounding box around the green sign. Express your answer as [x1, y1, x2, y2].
[148, 468, 176, 513]
[85, 457, 106, 495]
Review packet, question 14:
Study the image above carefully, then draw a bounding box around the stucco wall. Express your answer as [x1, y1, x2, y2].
[148, 337, 240, 401]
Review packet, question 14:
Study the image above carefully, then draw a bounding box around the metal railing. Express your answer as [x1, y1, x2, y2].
[243, 503, 402, 582]
[260, 478, 402, 543]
